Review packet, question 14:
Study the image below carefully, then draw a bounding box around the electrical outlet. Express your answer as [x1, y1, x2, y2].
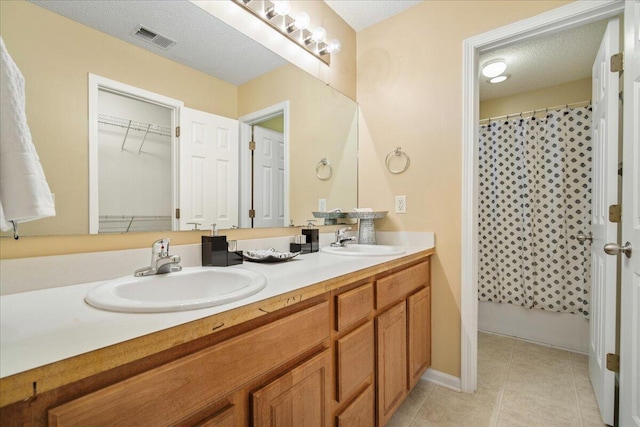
[318, 198, 327, 212]
[395, 195, 407, 214]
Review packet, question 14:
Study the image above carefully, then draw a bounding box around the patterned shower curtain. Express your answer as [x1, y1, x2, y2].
[477, 106, 592, 318]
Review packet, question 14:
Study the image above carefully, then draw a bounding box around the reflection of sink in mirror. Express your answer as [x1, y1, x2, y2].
[85, 267, 267, 313]
[320, 245, 406, 257]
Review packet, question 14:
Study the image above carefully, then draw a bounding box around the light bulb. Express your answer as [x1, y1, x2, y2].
[272, 1, 290, 16]
[489, 75, 509, 83]
[293, 12, 310, 30]
[311, 27, 326, 43]
[326, 39, 341, 53]
[482, 59, 507, 78]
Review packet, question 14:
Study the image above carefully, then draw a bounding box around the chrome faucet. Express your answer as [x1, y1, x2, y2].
[134, 238, 182, 277]
[331, 227, 357, 247]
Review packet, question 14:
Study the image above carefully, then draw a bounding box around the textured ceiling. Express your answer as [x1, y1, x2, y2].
[29, 0, 287, 86]
[324, 0, 423, 31]
[479, 20, 608, 101]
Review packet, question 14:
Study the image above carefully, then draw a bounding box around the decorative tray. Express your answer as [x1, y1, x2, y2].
[346, 210, 388, 220]
[243, 248, 300, 263]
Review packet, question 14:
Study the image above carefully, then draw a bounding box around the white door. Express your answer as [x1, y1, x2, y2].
[179, 108, 239, 231]
[619, 1, 640, 425]
[590, 17, 620, 426]
[252, 125, 284, 228]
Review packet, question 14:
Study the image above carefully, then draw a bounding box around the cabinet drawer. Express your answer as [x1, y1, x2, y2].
[335, 282, 373, 331]
[336, 321, 374, 402]
[376, 260, 430, 309]
[48, 301, 329, 427]
[336, 384, 374, 427]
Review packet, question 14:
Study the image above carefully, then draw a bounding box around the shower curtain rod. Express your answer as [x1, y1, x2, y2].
[479, 99, 591, 124]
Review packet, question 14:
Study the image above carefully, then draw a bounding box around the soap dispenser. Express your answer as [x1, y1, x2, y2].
[301, 220, 319, 253]
[201, 224, 243, 266]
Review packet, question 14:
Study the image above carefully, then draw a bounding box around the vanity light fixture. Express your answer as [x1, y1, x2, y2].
[233, 0, 339, 65]
[481, 59, 507, 78]
[286, 12, 310, 33]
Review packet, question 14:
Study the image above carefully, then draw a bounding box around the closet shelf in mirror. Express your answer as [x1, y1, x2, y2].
[98, 215, 172, 234]
[98, 114, 172, 137]
[98, 113, 172, 154]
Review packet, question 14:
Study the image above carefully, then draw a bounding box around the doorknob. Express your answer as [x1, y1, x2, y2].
[576, 232, 593, 243]
[604, 242, 633, 258]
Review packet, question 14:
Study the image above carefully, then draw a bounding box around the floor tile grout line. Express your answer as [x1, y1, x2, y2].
[405, 383, 435, 425]
[570, 355, 586, 427]
[492, 338, 516, 427]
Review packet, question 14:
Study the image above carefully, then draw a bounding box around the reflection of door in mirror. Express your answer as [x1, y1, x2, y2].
[96, 90, 173, 234]
[238, 101, 290, 229]
[179, 108, 239, 231]
[252, 123, 284, 228]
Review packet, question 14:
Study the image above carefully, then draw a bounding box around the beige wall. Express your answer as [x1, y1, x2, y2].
[356, 0, 572, 378]
[480, 78, 592, 119]
[0, 0, 237, 237]
[238, 65, 358, 226]
[256, 116, 285, 133]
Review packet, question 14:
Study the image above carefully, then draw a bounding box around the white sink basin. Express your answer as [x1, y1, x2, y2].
[85, 267, 267, 313]
[320, 244, 405, 257]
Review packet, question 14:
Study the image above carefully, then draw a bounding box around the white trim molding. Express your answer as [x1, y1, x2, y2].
[422, 368, 461, 392]
[460, 0, 624, 394]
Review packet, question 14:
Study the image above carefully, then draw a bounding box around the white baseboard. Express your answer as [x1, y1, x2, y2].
[421, 368, 462, 392]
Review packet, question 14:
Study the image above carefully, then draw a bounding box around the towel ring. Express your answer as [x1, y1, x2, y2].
[316, 157, 333, 181]
[385, 147, 410, 174]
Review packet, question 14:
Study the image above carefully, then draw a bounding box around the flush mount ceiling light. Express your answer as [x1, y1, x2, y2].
[489, 74, 510, 84]
[482, 59, 507, 78]
[234, 0, 339, 65]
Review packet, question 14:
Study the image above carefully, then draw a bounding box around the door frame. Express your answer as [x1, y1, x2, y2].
[88, 74, 183, 234]
[460, 0, 625, 393]
[238, 101, 290, 228]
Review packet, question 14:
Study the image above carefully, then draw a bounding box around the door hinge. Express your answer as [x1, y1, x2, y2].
[611, 53, 623, 73]
[248, 209, 255, 219]
[606, 353, 619, 372]
[249, 141, 256, 151]
[609, 204, 622, 223]
[175, 126, 180, 137]
[175, 208, 181, 219]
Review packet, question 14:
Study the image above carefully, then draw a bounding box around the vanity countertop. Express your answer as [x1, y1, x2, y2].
[0, 238, 434, 407]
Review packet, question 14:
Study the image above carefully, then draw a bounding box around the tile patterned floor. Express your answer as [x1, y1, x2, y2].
[389, 332, 607, 427]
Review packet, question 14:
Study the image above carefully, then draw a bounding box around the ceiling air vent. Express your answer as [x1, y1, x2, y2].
[131, 25, 176, 50]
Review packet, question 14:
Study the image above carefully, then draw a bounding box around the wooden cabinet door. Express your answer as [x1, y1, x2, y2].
[376, 302, 407, 426]
[253, 350, 331, 427]
[407, 286, 431, 390]
[193, 404, 235, 427]
[336, 384, 374, 427]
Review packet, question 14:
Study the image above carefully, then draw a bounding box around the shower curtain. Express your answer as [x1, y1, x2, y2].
[478, 106, 592, 318]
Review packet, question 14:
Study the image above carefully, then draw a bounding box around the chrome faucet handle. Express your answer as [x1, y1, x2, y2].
[151, 238, 170, 259]
[336, 227, 351, 237]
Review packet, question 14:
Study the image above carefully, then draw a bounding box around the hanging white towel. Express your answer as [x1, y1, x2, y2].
[0, 36, 55, 231]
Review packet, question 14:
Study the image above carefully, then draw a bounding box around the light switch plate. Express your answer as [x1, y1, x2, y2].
[318, 198, 327, 212]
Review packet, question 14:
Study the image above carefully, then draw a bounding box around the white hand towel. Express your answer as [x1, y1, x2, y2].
[0, 37, 55, 231]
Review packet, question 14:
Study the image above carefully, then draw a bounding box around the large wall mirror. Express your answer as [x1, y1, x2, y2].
[0, 0, 357, 237]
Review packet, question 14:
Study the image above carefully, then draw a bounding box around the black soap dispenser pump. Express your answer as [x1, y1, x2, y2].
[301, 220, 319, 253]
[202, 223, 243, 266]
